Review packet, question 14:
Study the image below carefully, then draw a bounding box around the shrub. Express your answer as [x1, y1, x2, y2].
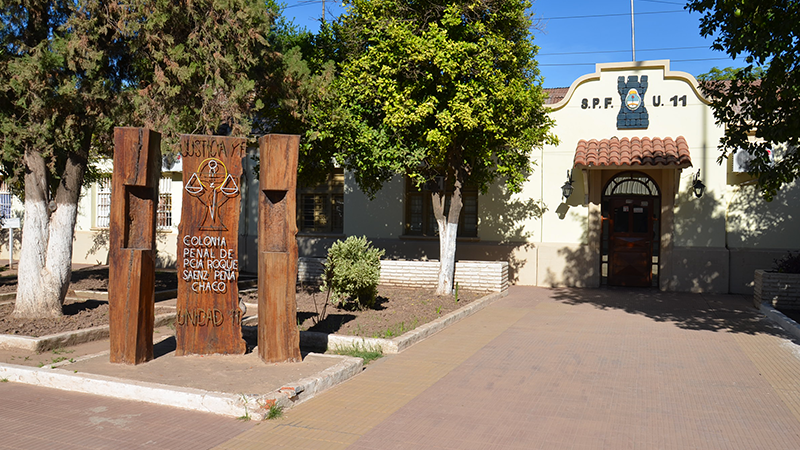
[322, 236, 385, 309]
[773, 251, 800, 274]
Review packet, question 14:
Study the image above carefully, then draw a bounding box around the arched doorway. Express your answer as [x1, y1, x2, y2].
[601, 172, 660, 287]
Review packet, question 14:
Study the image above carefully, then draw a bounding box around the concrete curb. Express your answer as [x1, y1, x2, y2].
[300, 290, 509, 354]
[0, 313, 175, 353]
[759, 301, 800, 341]
[276, 354, 364, 407]
[0, 353, 362, 420]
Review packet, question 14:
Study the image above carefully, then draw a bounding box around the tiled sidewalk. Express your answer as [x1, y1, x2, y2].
[217, 287, 800, 450]
[0, 383, 255, 450]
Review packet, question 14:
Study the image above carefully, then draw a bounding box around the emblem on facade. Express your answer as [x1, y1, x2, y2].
[617, 75, 649, 129]
[184, 158, 240, 231]
[625, 89, 642, 110]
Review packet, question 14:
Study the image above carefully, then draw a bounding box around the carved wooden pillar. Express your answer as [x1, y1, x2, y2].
[258, 134, 302, 363]
[175, 135, 247, 355]
[109, 127, 160, 364]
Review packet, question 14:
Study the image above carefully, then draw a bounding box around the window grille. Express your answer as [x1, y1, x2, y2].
[298, 169, 344, 234]
[0, 183, 12, 221]
[96, 178, 112, 228]
[404, 178, 478, 238]
[158, 176, 172, 229]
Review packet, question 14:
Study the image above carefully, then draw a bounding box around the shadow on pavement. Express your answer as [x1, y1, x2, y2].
[549, 287, 787, 337]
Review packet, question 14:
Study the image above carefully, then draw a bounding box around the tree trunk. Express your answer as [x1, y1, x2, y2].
[13, 150, 86, 319]
[432, 179, 463, 295]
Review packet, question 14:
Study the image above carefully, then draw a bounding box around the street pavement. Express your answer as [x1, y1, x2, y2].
[4, 286, 800, 449]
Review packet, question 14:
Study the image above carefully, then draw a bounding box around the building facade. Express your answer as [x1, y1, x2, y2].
[4, 60, 796, 295]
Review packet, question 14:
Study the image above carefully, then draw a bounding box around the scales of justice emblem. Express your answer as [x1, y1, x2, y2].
[184, 158, 240, 231]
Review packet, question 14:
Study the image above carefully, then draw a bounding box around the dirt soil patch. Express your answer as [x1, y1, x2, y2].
[0, 266, 489, 339]
[0, 265, 179, 294]
[244, 286, 485, 339]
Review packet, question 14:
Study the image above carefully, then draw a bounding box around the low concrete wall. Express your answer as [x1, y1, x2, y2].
[729, 248, 800, 295]
[662, 246, 730, 293]
[298, 257, 509, 292]
[754, 269, 800, 309]
[536, 243, 599, 288]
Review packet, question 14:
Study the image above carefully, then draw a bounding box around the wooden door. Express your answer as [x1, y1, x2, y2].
[608, 197, 653, 287]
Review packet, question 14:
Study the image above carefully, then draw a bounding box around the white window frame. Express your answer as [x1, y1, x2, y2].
[157, 176, 173, 230]
[95, 178, 112, 228]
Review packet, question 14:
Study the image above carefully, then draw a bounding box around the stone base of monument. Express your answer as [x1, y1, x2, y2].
[0, 349, 362, 420]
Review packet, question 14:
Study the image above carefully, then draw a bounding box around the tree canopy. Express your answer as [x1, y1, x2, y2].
[297, 0, 555, 293]
[0, 0, 283, 317]
[307, 0, 555, 199]
[125, 0, 282, 150]
[688, 0, 800, 201]
[697, 65, 768, 81]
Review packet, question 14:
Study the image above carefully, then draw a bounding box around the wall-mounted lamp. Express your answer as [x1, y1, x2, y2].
[561, 170, 574, 200]
[692, 169, 705, 198]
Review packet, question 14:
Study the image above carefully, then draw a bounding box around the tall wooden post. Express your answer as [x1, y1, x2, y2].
[175, 135, 247, 355]
[109, 128, 160, 364]
[258, 134, 302, 363]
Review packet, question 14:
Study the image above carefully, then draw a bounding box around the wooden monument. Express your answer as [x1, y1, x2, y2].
[175, 134, 247, 355]
[258, 134, 302, 363]
[109, 127, 161, 364]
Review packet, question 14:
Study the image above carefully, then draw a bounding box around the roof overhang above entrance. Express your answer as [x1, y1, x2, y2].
[573, 136, 692, 170]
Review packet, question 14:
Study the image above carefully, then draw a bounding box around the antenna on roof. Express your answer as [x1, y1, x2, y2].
[630, 0, 636, 61]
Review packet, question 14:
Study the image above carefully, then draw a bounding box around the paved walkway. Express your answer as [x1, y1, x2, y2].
[3, 286, 800, 449]
[0, 383, 255, 449]
[217, 286, 800, 449]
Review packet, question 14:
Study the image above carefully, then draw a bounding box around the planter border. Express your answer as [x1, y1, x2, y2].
[754, 269, 800, 310]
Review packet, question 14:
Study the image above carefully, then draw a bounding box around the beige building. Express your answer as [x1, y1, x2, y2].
[7, 59, 796, 294]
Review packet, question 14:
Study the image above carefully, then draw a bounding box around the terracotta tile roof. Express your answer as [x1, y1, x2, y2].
[574, 136, 692, 168]
[544, 87, 569, 105]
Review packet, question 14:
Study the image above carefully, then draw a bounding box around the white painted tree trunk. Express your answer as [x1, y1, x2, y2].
[13, 151, 84, 319]
[432, 181, 463, 296]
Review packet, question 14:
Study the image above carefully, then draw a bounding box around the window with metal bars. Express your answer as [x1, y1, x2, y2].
[95, 178, 112, 228]
[297, 169, 344, 234]
[0, 183, 12, 221]
[157, 176, 172, 229]
[404, 178, 478, 238]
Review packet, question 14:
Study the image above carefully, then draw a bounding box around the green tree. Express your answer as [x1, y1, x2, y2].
[688, 0, 800, 200]
[308, 0, 555, 294]
[125, 0, 282, 147]
[0, 0, 280, 318]
[0, 0, 130, 318]
[265, 23, 343, 186]
[697, 65, 768, 81]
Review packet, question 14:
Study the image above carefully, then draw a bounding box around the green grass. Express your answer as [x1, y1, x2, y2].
[332, 343, 383, 364]
[237, 394, 252, 421]
[1, 378, 8, 382]
[52, 348, 74, 356]
[266, 403, 284, 420]
[375, 318, 419, 339]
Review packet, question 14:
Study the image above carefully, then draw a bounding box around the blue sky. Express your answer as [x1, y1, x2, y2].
[281, 0, 743, 88]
